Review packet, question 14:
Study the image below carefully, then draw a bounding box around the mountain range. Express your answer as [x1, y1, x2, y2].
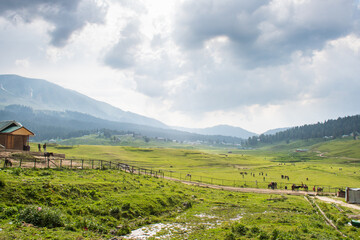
[0, 74, 264, 140]
[0, 74, 166, 128]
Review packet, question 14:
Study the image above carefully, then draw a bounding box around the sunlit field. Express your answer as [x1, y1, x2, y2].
[30, 138, 360, 191]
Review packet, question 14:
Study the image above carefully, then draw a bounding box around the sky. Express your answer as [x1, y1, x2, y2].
[1, 0, 360, 134]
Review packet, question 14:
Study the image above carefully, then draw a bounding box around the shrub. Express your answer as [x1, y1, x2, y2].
[75, 217, 107, 233]
[18, 206, 64, 228]
[0, 178, 5, 188]
[232, 223, 248, 235]
[2, 206, 18, 217]
[109, 206, 121, 219]
[259, 231, 270, 240]
[224, 232, 236, 240]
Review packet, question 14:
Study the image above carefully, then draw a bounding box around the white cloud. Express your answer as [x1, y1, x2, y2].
[0, 0, 360, 133]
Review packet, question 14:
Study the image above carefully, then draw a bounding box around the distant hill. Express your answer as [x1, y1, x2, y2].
[174, 124, 257, 139]
[0, 74, 166, 128]
[262, 127, 290, 136]
[0, 105, 244, 144]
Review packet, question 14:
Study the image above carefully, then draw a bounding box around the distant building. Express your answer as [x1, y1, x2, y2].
[295, 149, 308, 152]
[0, 120, 34, 151]
[346, 187, 360, 204]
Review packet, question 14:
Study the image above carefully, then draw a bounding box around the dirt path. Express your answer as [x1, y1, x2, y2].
[315, 196, 360, 211]
[165, 176, 318, 196]
[315, 150, 360, 161]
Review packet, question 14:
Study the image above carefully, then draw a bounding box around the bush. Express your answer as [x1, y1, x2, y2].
[18, 206, 64, 228]
[109, 206, 121, 219]
[232, 223, 248, 235]
[0, 178, 5, 188]
[75, 217, 107, 233]
[259, 231, 270, 240]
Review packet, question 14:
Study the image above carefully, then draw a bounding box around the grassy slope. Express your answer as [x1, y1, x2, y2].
[1, 168, 359, 239]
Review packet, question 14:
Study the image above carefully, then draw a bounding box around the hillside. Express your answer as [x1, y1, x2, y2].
[0, 105, 244, 144]
[247, 115, 360, 146]
[174, 124, 257, 139]
[0, 74, 166, 128]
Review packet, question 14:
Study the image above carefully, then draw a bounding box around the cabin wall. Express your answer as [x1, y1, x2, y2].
[0, 134, 6, 147]
[0, 134, 28, 150]
[14, 135, 26, 150]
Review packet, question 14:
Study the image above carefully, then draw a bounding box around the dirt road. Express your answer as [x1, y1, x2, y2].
[316, 196, 360, 211]
[166, 176, 318, 196]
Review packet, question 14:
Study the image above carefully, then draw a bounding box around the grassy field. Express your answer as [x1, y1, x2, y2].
[0, 139, 360, 239]
[0, 168, 359, 239]
[29, 138, 360, 191]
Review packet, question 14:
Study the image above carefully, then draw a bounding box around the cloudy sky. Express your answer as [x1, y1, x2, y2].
[1, 0, 360, 133]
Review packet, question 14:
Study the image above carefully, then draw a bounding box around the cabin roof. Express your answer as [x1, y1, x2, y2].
[0, 120, 34, 136]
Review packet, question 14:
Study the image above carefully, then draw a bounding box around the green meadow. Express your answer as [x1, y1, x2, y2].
[0, 138, 358, 239]
[31, 138, 360, 190]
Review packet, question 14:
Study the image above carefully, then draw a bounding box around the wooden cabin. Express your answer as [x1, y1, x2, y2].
[0, 120, 34, 151]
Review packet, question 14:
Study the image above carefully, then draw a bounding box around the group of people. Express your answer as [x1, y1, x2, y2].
[38, 143, 47, 152]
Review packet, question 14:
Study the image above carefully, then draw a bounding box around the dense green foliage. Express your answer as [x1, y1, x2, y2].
[247, 115, 360, 146]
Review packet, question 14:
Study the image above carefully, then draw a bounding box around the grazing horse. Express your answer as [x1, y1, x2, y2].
[302, 184, 308, 191]
[43, 152, 54, 162]
[317, 187, 323, 192]
[186, 174, 192, 181]
[292, 184, 302, 191]
[4, 159, 12, 167]
[268, 182, 277, 189]
[44, 152, 54, 158]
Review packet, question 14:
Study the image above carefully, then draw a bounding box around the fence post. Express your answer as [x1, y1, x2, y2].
[34, 158, 36, 169]
[101, 160, 103, 169]
[92, 160, 94, 169]
[60, 159, 62, 168]
[82, 160, 84, 169]
[70, 159, 73, 169]
[110, 161, 112, 169]
[19, 159, 22, 168]
[47, 158, 50, 168]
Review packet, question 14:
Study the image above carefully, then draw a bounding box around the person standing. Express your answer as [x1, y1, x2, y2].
[43, 143, 47, 152]
[38, 144, 41, 152]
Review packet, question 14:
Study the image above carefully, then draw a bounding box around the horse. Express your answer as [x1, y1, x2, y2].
[302, 184, 308, 191]
[4, 159, 12, 167]
[43, 152, 54, 162]
[317, 187, 323, 192]
[268, 182, 277, 189]
[43, 152, 54, 158]
[292, 184, 302, 191]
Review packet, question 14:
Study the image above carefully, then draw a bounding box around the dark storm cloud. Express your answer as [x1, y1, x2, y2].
[0, 0, 107, 47]
[174, 0, 358, 68]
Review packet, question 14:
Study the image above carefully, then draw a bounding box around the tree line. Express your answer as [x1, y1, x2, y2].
[247, 115, 360, 146]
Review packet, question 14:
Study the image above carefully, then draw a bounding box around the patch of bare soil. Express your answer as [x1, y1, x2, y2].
[316, 196, 360, 211]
